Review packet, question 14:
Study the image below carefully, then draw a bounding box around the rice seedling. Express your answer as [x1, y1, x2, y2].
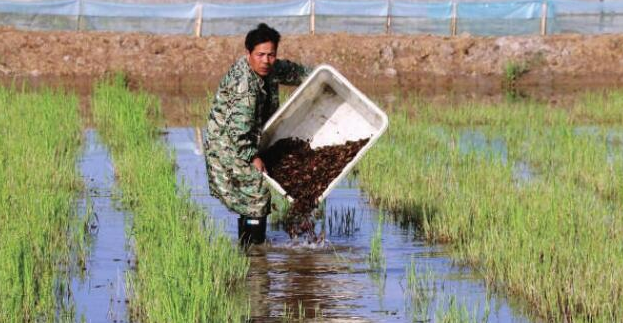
[358, 92, 623, 321]
[280, 303, 293, 322]
[298, 300, 306, 320]
[404, 260, 489, 323]
[186, 91, 214, 126]
[279, 300, 307, 322]
[280, 303, 295, 322]
[405, 261, 436, 322]
[327, 206, 359, 236]
[502, 60, 529, 101]
[313, 303, 324, 319]
[368, 210, 386, 271]
[365, 210, 387, 300]
[435, 296, 480, 323]
[0, 86, 87, 321]
[91, 75, 249, 322]
[568, 90, 623, 124]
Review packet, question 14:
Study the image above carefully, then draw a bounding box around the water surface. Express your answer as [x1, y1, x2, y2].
[72, 127, 537, 322]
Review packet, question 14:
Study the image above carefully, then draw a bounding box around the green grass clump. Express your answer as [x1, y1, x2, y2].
[405, 261, 436, 322]
[91, 75, 249, 322]
[435, 296, 480, 323]
[0, 87, 85, 321]
[503, 61, 529, 85]
[358, 93, 623, 321]
[368, 210, 386, 271]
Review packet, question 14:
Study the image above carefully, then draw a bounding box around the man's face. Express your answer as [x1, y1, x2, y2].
[247, 41, 277, 77]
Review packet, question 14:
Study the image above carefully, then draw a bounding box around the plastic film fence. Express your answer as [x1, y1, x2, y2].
[456, 1, 551, 36]
[1, 0, 623, 36]
[80, 1, 197, 34]
[390, 2, 452, 35]
[314, 0, 389, 34]
[0, 0, 78, 31]
[201, 0, 310, 36]
[550, 0, 623, 34]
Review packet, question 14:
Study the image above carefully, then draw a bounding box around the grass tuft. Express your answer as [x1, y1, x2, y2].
[368, 210, 386, 271]
[92, 74, 249, 322]
[0, 86, 86, 321]
[359, 93, 623, 321]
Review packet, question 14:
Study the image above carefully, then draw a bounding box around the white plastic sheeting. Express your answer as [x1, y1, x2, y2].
[458, 1, 545, 19]
[315, 0, 388, 16]
[314, 0, 388, 34]
[0, 0, 78, 15]
[0, 0, 78, 30]
[201, 0, 310, 35]
[391, 1, 453, 18]
[202, 0, 309, 18]
[550, 0, 623, 34]
[458, 1, 550, 35]
[80, 0, 197, 34]
[390, 2, 452, 34]
[0, 0, 623, 35]
[82, 1, 196, 18]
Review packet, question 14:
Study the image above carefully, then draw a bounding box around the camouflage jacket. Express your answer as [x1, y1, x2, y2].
[206, 56, 312, 163]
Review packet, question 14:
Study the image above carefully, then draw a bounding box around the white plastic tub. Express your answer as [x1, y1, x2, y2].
[260, 64, 389, 203]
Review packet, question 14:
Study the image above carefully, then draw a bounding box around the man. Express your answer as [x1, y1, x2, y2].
[204, 23, 312, 245]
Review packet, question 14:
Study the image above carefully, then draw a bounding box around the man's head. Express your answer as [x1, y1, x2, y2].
[245, 23, 280, 77]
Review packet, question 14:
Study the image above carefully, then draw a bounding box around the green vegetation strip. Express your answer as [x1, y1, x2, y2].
[0, 87, 85, 321]
[359, 93, 623, 322]
[92, 76, 249, 322]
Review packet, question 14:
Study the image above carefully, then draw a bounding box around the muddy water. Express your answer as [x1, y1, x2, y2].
[2, 74, 620, 129]
[72, 127, 535, 322]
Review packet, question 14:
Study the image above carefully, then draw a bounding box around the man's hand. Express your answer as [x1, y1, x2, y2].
[252, 157, 266, 173]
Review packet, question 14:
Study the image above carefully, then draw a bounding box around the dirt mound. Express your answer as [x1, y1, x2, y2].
[2, 27, 623, 95]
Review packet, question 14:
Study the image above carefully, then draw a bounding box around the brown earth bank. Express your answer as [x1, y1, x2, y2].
[2, 27, 623, 99]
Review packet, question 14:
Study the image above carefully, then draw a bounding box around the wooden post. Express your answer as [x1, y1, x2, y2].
[194, 4, 203, 37]
[310, 0, 315, 35]
[386, 0, 391, 34]
[76, 0, 82, 31]
[451, 1, 457, 36]
[540, 1, 547, 35]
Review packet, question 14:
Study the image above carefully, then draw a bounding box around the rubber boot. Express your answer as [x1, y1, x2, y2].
[238, 216, 267, 245]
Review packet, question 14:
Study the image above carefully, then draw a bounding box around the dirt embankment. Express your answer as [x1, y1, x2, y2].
[2, 27, 623, 96]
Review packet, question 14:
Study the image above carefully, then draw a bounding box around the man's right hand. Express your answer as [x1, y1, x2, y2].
[252, 157, 266, 173]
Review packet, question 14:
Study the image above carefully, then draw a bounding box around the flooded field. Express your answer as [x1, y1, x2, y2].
[0, 88, 87, 322]
[72, 127, 535, 322]
[73, 130, 129, 323]
[358, 96, 623, 322]
[3, 79, 623, 322]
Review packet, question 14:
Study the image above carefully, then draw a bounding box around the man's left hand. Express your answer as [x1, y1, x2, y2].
[252, 157, 266, 173]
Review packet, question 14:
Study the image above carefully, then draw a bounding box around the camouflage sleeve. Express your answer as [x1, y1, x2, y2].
[225, 91, 258, 163]
[272, 59, 314, 86]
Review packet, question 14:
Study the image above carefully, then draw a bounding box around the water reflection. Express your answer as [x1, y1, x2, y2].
[459, 129, 508, 164]
[72, 127, 540, 322]
[73, 130, 129, 323]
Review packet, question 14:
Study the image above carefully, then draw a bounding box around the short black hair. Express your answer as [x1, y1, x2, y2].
[245, 23, 281, 52]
